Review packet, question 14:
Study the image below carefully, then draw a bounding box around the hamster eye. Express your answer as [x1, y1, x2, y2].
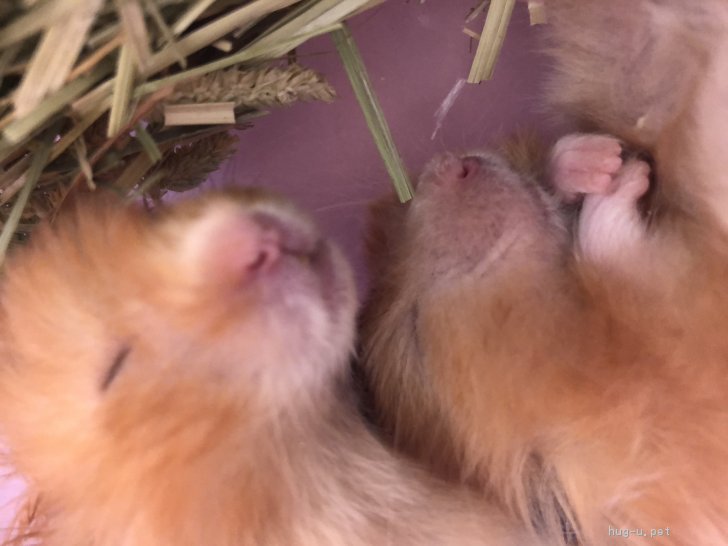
[101, 346, 131, 391]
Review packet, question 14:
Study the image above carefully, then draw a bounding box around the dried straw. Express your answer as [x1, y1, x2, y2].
[153, 131, 239, 191]
[162, 63, 335, 111]
[332, 23, 413, 202]
[0, 0, 384, 261]
[467, 0, 516, 83]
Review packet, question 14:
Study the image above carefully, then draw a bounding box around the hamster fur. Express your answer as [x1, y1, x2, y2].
[359, 129, 728, 546]
[0, 189, 544, 546]
[545, 0, 728, 238]
[359, 6, 728, 542]
[543, 0, 721, 149]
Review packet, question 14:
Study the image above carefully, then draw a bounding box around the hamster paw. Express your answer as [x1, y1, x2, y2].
[549, 133, 624, 202]
[610, 159, 650, 202]
[578, 159, 651, 264]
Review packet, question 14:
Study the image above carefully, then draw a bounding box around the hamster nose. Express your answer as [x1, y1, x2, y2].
[251, 212, 317, 257]
[231, 209, 325, 273]
[424, 153, 481, 187]
[243, 225, 281, 275]
[210, 215, 283, 281]
[460, 156, 482, 179]
[183, 200, 321, 287]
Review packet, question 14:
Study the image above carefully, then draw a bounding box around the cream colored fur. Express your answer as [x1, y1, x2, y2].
[0, 189, 542, 546]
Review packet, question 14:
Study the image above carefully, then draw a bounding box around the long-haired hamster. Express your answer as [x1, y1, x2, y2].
[545, 0, 728, 237]
[543, 0, 720, 148]
[359, 131, 728, 546]
[0, 189, 543, 545]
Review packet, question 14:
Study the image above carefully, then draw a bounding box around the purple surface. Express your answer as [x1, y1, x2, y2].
[206, 0, 552, 294]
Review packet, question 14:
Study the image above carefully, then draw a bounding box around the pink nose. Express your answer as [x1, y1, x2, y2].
[429, 153, 481, 187]
[240, 226, 282, 275]
[197, 214, 283, 287]
[460, 156, 482, 179]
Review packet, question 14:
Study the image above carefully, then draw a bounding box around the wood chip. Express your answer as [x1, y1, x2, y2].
[164, 102, 236, 126]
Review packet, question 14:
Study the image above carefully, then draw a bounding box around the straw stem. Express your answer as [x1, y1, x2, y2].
[331, 24, 412, 202]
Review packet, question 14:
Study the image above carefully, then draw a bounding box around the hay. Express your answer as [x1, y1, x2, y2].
[465, 0, 546, 83]
[332, 24, 412, 202]
[0, 0, 388, 262]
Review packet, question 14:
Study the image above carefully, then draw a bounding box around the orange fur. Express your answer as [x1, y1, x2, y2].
[544, 0, 728, 236]
[361, 5, 728, 545]
[0, 189, 543, 545]
[360, 137, 728, 546]
[542, 0, 720, 149]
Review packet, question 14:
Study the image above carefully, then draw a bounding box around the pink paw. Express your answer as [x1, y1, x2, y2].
[611, 159, 650, 202]
[549, 134, 624, 202]
[578, 159, 651, 264]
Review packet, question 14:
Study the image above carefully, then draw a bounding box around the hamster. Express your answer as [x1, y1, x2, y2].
[359, 133, 728, 545]
[356, 3, 728, 544]
[0, 189, 544, 546]
[545, 0, 728, 238]
[548, 133, 651, 270]
[543, 0, 721, 149]
[360, 141, 575, 537]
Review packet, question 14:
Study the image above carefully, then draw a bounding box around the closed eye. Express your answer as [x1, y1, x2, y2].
[101, 346, 131, 391]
